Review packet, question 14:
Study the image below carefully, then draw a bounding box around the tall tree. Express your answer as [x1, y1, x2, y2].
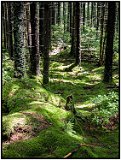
[39, 2, 44, 55]
[57, 2, 61, 25]
[70, 2, 76, 56]
[7, 2, 13, 59]
[91, 2, 94, 27]
[87, 2, 90, 26]
[2, 2, 5, 48]
[83, 2, 85, 31]
[69, 2, 73, 35]
[67, 2, 70, 32]
[3, 2, 7, 49]
[25, 3, 31, 52]
[30, 2, 40, 76]
[96, 3, 99, 31]
[51, 2, 56, 25]
[63, 2, 66, 33]
[43, 2, 51, 84]
[99, 3, 105, 66]
[103, 2, 116, 83]
[13, 2, 25, 78]
[74, 2, 81, 65]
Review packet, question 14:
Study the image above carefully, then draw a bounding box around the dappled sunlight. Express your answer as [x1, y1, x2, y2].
[3, 53, 119, 159]
[2, 1, 119, 158]
[76, 103, 95, 109]
[86, 73, 102, 81]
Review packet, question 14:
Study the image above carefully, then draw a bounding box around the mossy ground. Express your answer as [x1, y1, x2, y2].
[2, 48, 119, 158]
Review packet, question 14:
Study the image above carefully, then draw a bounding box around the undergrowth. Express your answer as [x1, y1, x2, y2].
[2, 48, 119, 159]
[90, 92, 118, 126]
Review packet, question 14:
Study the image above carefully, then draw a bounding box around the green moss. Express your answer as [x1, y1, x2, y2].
[2, 113, 27, 137]
[2, 50, 119, 158]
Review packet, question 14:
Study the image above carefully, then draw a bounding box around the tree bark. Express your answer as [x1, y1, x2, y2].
[83, 2, 85, 31]
[2, 2, 5, 48]
[39, 2, 44, 55]
[70, 2, 76, 57]
[96, 3, 99, 31]
[87, 2, 90, 26]
[91, 2, 93, 27]
[75, 2, 81, 65]
[99, 3, 105, 66]
[43, 2, 51, 84]
[51, 2, 56, 25]
[69, 2, 73, 35]
[57, 2, 61, 25]
[13, 2, 25, 78]
[63, 2, 66, 33]
[7, 2, 13, 59]
[30, 2, 40, 76]
[3, 2, 7, 49]
[103, 2, 116, 83]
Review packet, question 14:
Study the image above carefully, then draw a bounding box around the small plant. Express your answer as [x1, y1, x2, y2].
[64, 121, 76, 134]
[90, 91, 118, 127]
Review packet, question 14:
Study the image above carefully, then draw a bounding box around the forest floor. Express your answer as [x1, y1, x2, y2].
[2, 48, 119, 158]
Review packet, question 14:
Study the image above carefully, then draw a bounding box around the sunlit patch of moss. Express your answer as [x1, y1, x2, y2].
[86, 73, 102, 81]
[3, 113, 27, 137]
[76, 103, 95, 109]
[92, 66, 104, 72]
[50, 61, 62, 68]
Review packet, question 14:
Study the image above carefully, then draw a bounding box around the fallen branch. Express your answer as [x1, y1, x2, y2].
[64, 143, 101, 158]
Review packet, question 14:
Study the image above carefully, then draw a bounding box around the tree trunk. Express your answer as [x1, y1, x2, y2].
[93, 3, 97, 28]
[30, 2, 40, 76]
[7, 2, 13, 59]
[39, 2, 44, 55]
[13, 2, 25, 78]
[3, 2, 7, 49]
[87, 2, 90, 26]
[75, 2, 81, 65]
[67, 2, 70, 32]
[103, 2, 116, 83]
[57, 2, 61, 25]
[83, 2, 85, 31]
[2, 2, 5, 48]
[99, 3, 105, 66]
[70, 2, 76, 56]
[69, 2, 73, 35]
[25, 3, 31, 52]
[51, 2, 56, 25]
[96, 3, 99, 31]
[43, 2, 51, 85]
[91, 2, 93, 27]
[63, 2, 66, 33]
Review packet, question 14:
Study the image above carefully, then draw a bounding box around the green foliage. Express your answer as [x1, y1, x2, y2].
[81, 26, 99, 52]
[2, 52, 14, 84]
[51, 24, 70, 46]
[90, 91, 118, 126]
[114, 32, 119, 54]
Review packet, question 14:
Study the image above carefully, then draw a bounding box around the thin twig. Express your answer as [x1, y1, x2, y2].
[64, 143, 101, 158]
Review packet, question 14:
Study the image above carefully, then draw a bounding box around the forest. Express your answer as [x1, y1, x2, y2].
[2, 1, 119, 159]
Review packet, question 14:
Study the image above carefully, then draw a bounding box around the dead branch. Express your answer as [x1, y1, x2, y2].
[64, 143, 101, 158]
